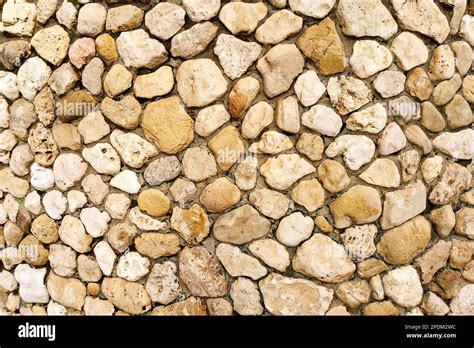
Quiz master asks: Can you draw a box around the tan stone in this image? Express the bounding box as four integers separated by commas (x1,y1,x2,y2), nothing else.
208,126,245,171
363,301,399,316
95,33,118,65
152,297,207,316
102,277,151,314
141,96,194,155
259,273,334,315
170,205,210,245
429,205,455,237
329,185,382,229
137,189,170,217
376,216,431,265
200,178,241,213
415,240,451,284
292,234,356,283
135,233,181,260
227,77,260,119
296,17,345,75
405,67,433,101
291,179,325,212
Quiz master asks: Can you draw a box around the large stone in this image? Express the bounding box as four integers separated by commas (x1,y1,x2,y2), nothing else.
257,44,305,98
176,58,228,107
376,216,432,265
429,163,472,205
380,181,427,229
141,96,194,155
30,25,69,66
296,18,345,75
101,95,141,130
47,272,86,310
219,2,267,35
382,266,423,307
256,10,302,44
145,2,185,40
134,66,174,99
171,22,218,59
208,126,245,171
391,0,450,43
337,0,397,40
260,154,315,190
293,234,356,283
329,185,382,229
213,205,271,245
216,243,267,280
260,273,334,315
359,158,400,188
110,130,157,169
350,40,393,78
102,277,151,314
415,240,452,284
433,129,474,160
214,34,262,80
178,246,227,297
14,264,49,304
302,105,342,137
116,29,168,69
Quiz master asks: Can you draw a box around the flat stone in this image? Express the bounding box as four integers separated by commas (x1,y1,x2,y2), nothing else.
176,58,228,107
296,18,345,75
257,44,304,98
178,246,227,297
213,205,271,245
329,185,382,229
47,271,85,310
377,216,431,265
141,96,194,154
325,135,375,170
219,2,267,35
291,179,325,212
77,110,110,144
171,204,210,244
296,133,324,161
260,154,315,190
293,234,356,283
103,64,132,98
216,243,267,280
17,57,51,101
53,153,88,191
214,34,262,81
346,104,387,134
77,3,106,37
337,0,397,40
135,233,180,260
378,122,407,156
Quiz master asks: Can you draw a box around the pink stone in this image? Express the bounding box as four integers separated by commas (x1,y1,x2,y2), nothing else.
68,38,96,69
378,122,407,155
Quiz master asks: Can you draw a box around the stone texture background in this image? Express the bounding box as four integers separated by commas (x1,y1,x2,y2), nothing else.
0,0,473,316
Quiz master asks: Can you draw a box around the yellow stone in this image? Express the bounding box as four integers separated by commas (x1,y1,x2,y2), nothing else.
137,189,170,217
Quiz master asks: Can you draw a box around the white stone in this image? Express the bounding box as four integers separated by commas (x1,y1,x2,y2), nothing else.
350,40,393,78
58,215,92,253
17,57,51,101
110,170,141,194
14,264,49,304
195,104,230,137
24,191,41,215
104,193,131,220
341,224,377,262
145,2,185,40
260,154,315,190
42,190,67,220
82,143,121,175
218,2,267,35
0,71,19,100
301,105,342,137
359,158,400,188
294,70,325,107
383,265,423,307
257,131,293,155
128,207,167,231
53,153,88,191
289,0,335,18
110,130,158,169
145,261,180,305
433,129,474,160
77,3,106,37
325,135,376,170
216,243,267,280
182,0,220,22
67,190,87,214
249,239,290,272
255,10,303,44
214,34,262,80
337,0,398,40
30,162,54,191
117,252,150,282
93,241,116,276
373,71,406,98
421,156,444,183
390,32,429,71
460,15,474,46
391,0,450,44
48,244,76,277
276,212,314,247
56,0,77,30
176,58,228,107
242,101,274,139
80,207,111,238
77,111,110,144
346,104,387,134
116,29,168,69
